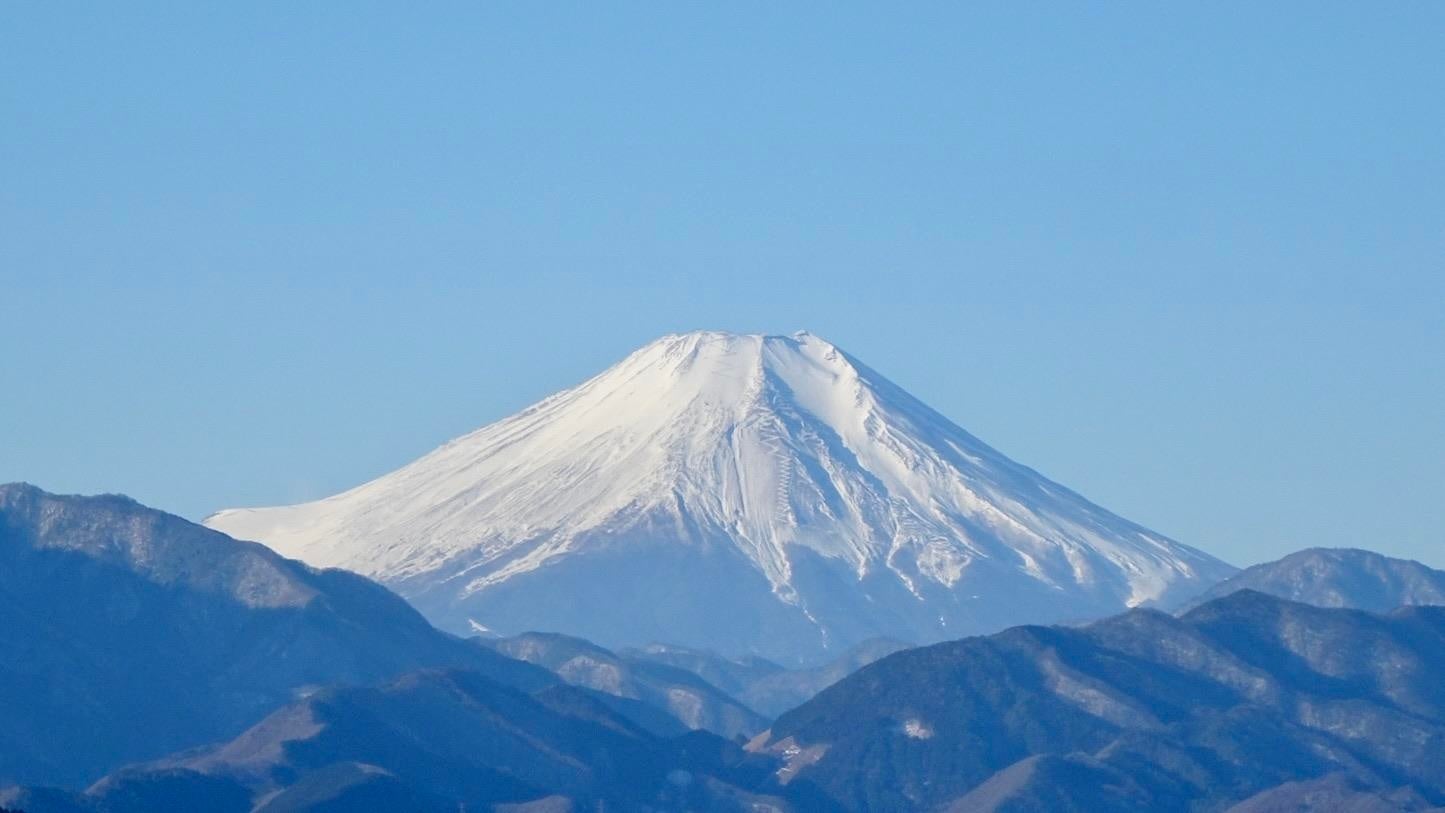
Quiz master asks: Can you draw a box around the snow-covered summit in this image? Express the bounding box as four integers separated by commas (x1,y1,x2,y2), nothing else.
207,330,1234,663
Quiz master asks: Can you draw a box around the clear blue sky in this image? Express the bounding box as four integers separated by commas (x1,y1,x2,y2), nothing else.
3,3,1442,568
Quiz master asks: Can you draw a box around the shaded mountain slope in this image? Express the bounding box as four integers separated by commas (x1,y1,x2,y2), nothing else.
1179,547,1445,613
481,632,768,739
4,669,793,813
0,483,551,788
625,637,913,718
755,590,1445,811
1224,773,1445,813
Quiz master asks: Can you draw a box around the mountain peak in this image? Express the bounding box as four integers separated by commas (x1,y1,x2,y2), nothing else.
1178,547,1445,614
208,333,1233,663
631,329,848,369
614,330,851,389
592,330,866,423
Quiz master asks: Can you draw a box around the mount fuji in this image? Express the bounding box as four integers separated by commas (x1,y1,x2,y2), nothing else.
207,331,1233,663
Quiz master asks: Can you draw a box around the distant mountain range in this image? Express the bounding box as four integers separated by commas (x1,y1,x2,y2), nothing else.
480,632,769,739
626,637,912,719
11,573,1444,811
0,483,550,789
206,330,1234,663
4,670,789,813
481,632,912,731
5,481,1444,810
1178,547,1445,613
753,589,1445,811
7,325,1444,813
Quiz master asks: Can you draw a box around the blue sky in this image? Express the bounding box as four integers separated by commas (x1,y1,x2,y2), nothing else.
3,3,1442,567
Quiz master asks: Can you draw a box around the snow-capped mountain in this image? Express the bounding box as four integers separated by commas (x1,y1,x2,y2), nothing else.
207,331,1234,663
